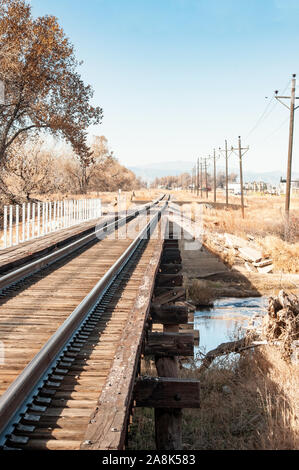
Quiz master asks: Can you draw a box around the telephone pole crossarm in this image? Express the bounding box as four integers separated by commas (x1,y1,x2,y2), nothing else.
275,74,299,220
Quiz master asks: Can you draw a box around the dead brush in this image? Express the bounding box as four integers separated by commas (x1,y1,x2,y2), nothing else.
128,346,299,450
259,235,299,273
187,279,214,307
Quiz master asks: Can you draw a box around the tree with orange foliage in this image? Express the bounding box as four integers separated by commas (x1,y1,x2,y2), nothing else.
0,0,102,171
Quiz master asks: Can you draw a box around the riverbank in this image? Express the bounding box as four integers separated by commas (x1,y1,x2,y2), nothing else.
127,220,299,450
179,236,299,303
128,344,298,450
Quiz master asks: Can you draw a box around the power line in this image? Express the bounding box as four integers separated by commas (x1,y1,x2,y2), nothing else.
262,116,289,142
245,95,275,139
245,79,292,140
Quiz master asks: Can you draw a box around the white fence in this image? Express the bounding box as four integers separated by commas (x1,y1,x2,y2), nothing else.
1,198,102,250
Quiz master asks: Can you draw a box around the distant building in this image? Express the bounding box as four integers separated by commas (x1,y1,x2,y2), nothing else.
279,179,299,195
227,183,241,194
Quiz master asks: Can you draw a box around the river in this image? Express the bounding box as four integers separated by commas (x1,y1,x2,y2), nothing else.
193,297,268,361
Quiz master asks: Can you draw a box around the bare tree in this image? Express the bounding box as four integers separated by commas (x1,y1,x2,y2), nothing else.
0,0,102,169
2,138,60,201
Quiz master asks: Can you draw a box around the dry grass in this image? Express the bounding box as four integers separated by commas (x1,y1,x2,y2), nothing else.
188,279,215,306
174,190,299,274
173,190,299,240
258,236,299,273
200,194,299,242
127,347,299,450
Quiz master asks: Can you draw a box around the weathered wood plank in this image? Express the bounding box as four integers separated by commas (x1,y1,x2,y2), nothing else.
154,312,182,449
150,305,188,325
134,377,200,408
0,215,113,275
238,246,263,263
158,264,182,274
156,274,183,287
153,288,186,305
145,332,194,356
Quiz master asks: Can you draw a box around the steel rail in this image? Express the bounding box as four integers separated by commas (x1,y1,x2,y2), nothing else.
0,201,168,445
0,195,165,292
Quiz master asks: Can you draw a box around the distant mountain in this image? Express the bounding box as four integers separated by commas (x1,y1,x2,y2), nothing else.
129,161,298,184
243,170,299,185
129,161,195,182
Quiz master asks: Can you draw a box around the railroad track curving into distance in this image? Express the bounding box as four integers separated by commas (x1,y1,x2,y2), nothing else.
0,196,169,450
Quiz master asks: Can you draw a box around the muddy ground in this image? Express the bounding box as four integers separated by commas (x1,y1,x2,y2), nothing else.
179,237,299,301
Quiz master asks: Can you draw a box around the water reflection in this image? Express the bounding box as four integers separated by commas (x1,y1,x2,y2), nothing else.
194,297,268,358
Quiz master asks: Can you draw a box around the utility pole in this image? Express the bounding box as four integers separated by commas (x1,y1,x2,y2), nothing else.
196,158,199,197
231,137,249,218
275,74,299,221
192,167,195,193
213,149,217,203
200,158,203,198
203,158,209,199
219,140,230,207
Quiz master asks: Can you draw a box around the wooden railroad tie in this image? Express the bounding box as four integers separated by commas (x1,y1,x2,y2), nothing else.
150,304,189,324
155,273,183,287
161,254,182,264
158,263,182,274
153,287,186,305
133,377,200,408
145,332,194,357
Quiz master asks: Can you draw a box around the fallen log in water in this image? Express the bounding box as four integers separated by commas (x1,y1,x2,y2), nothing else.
198,336,261,373
198,290,299,372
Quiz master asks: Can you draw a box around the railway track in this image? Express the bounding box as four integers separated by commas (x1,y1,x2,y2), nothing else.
0,197,168,450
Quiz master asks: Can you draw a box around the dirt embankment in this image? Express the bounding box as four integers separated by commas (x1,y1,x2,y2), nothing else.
179,233,299,305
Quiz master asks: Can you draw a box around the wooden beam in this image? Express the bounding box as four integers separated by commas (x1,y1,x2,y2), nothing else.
154,286,183,296
153,288,186,305
145,332,194,356
154,324,182,450
134,377,200,408
179,328,199,347
156,274,183,287
161,255,182,263
150,305,188,325
158,264,182,274
188,312,194,322
162,249,181,256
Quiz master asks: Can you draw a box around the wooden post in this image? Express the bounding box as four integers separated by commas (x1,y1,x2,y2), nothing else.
205,158,208,199
200,158,203,198
231,138,248,219
285,75,296,225
238,136,245,219
154,322,182,450
225,140,229,207
213,149,216,203
196,158,199,197
154,238,183,450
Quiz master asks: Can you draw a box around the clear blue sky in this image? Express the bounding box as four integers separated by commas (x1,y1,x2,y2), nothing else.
30,0,299,174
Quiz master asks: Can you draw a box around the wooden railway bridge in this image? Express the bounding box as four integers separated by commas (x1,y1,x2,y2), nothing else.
0,196,200,451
